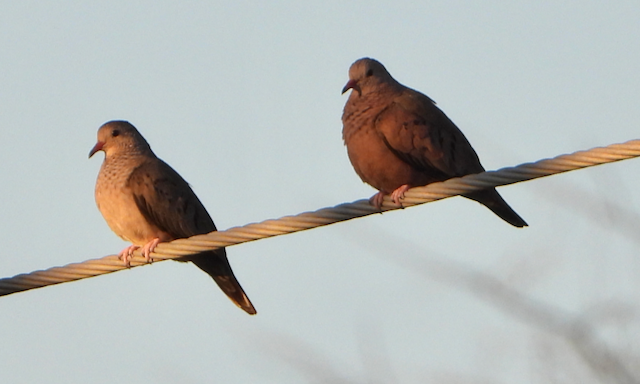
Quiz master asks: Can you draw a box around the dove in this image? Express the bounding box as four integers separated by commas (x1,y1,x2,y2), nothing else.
341,58,527,227
89,120,256,314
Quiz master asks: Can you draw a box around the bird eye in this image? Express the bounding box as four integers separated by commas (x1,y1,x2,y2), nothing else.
112,130,120,137
366,69,373,77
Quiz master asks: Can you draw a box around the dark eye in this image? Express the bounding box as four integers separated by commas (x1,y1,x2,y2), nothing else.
366,69,373,77
112,130,120,137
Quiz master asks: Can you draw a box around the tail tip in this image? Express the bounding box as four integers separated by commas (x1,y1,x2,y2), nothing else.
242,305,257,315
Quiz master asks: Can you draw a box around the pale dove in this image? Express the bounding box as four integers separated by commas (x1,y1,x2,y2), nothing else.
90,121,256,314
341,58,527,227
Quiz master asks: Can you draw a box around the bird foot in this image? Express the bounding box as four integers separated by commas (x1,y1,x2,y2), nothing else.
390,185,410,206
141,238,160,263
369,191,386,209
118,245,140,267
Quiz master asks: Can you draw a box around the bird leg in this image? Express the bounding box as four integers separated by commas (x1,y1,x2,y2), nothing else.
140,238,160,263
118,245,139,267
369,191,386,209
390,184,410,206
116,238,159,267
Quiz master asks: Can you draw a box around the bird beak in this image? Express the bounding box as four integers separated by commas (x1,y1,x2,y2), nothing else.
89,141,104,158
342,79,360,95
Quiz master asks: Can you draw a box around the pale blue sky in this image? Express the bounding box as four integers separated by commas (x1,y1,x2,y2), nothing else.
1,2,639,383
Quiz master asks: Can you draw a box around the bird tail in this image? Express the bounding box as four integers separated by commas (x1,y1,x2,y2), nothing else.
188,250,257,315
464,188,528,228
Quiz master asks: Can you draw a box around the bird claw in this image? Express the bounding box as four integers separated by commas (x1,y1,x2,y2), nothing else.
118,245,139,267
141,238,160,263
369,185,411,209
116,238,159,266
390,185,410,206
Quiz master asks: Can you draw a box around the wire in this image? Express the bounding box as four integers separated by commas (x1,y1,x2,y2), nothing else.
1,139,639,297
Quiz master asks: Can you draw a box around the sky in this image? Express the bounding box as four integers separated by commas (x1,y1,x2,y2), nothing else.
1,1,640,383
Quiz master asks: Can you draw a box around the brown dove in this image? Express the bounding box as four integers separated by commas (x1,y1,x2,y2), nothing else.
89,120,256,314
341,58,527,227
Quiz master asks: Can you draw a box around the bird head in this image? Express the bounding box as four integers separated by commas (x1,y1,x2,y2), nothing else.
341,57,396,96
89,120,151,159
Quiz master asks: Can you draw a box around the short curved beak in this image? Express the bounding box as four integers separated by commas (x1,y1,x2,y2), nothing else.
341,79,358,94
89,142,104,158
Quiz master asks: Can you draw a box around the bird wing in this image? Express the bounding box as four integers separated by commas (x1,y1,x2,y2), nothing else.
374,89,485,178
126,159,217,239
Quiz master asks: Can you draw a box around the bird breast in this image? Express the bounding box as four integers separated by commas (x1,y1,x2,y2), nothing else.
95,157,164,245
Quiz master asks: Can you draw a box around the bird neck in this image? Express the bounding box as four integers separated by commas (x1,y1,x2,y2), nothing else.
105,146,155,164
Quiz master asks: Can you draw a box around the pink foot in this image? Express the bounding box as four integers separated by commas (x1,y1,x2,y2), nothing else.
390,184,410,206
141,238,160,263
118,245,139,267
369,191,386,209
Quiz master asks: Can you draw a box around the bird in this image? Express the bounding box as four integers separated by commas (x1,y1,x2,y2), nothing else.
89,120,257,314
341,57,527,227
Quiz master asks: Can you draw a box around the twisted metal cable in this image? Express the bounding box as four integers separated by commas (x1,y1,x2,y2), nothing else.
2,139,639,296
